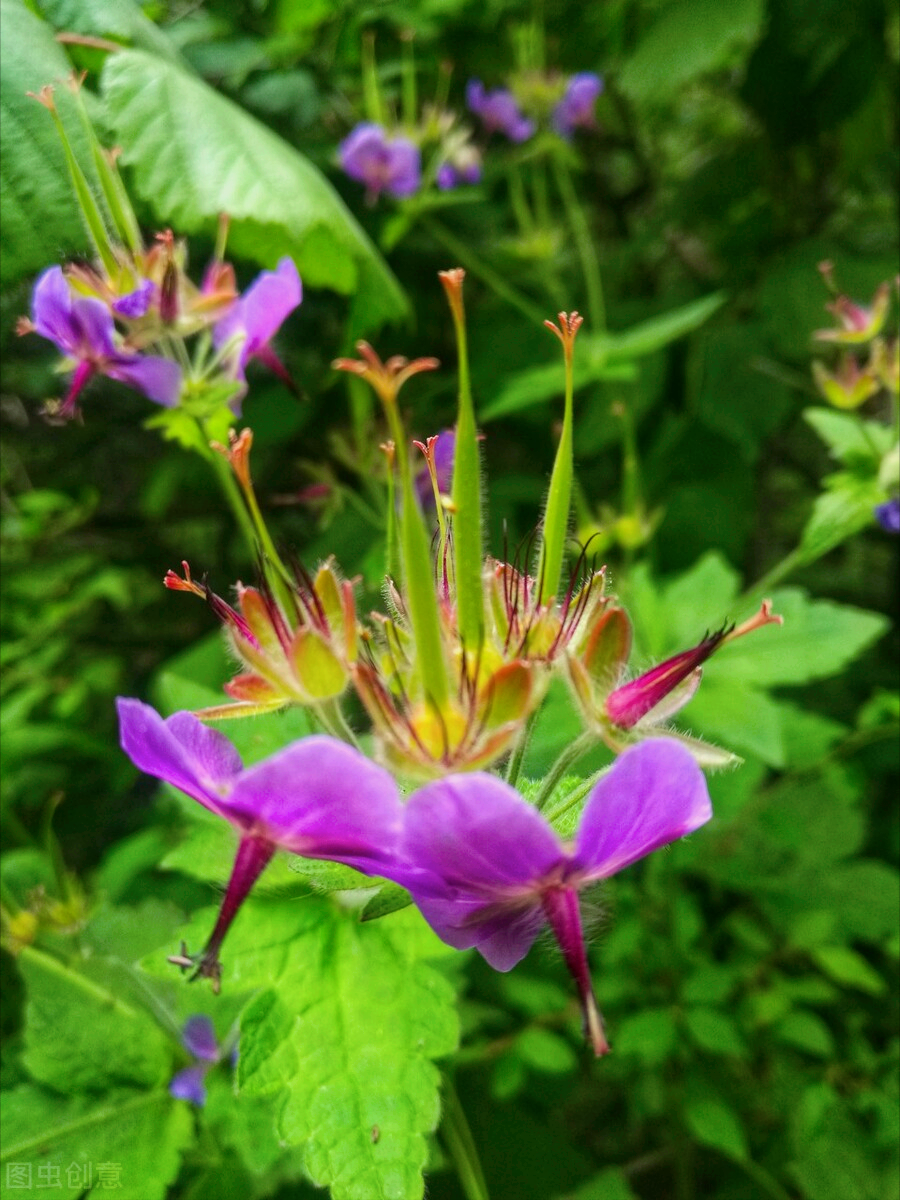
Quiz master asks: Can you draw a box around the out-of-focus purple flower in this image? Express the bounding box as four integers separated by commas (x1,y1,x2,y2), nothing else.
28,266,182,418
436,158,482,191
466,81,535,143
414,429,455,509
875,497,900,533
117,698,402,988
339,123,421,201
112,279,156,319
552,72,603,137
169,1015,221,1106
386,738,711,1054
213,258,302,404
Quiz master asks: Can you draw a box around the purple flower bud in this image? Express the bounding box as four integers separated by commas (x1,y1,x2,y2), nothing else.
384,739,711,1054
29,267,181,418
466,81,535,143
552,72,603,138
339,123,421,201
875,497,900,533
112,279,155,319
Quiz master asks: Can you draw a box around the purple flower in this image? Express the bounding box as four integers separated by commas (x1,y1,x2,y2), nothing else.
466,81,535,143
552,72,603,137
436,157,482,191
169,1015,221,1106
339,123,422,201
875,497,900,533
29,267,182,418
112,279,156,319
116,698,402,987
213,258,302,405
414,429,455,510
388,739,711,1054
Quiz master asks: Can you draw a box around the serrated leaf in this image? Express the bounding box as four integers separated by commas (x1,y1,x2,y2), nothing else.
704,588,889,687
803,408,895,465
185,897,457,1200
685,1097,748,1160
19,946,172,1092
480,294,724,421
798,473,887,562
34,0,183,60
0,1085,193,1200
0,0,96,286
101,50,407,336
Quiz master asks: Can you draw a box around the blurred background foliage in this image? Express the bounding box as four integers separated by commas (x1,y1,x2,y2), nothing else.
1,0,898,1198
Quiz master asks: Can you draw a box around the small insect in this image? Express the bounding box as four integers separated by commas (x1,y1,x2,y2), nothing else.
371,1125,380,1144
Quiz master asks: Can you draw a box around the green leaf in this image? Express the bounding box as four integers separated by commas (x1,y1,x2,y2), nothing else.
360,881,414,921
705,587,889,687
678,678,786,766
18,946,172,1092
198,897,457,1200
556,1167,639,1200
480,294,725,420
619,0,765,103
611,1008,678,1064
803,408,895,466
810,946,887,995
775,1010,836,1057
685,1097,749,1161
0,1085,193,1200
34,0,183,59
684,1006,747,1056
101,50,407,336
798,472,888,562
0,0,95,286
515,1027,578,1074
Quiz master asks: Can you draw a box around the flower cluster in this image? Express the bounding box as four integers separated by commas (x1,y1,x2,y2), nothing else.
467,71,603,142
810,263,900,533
119,698,710,1054
130,268,788,1055
17,83,301,421
338,111,482,202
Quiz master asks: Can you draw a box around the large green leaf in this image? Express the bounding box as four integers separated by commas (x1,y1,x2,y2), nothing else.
479,293,725,420
0,1085,193,1200
18,946,172,1092
164,897,458,1200
0,0,95,287
32,0,183,61
618,0,765,104
100,50,408,336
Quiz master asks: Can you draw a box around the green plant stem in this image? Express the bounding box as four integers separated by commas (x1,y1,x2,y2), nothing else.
420,216,546,325
316,698,360,750
735,546,807,610
206,449,259,559
441,1077,490,1200
534,731,595,811
543,765,604,827
504,710,540,787
551,155,606,331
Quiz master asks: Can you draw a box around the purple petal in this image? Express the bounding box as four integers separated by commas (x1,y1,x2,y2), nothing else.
113,280,155,319
228,736,402,871
181,1015,219,1061
402,774,564,897
875,497,900,534
572,738,712,881
213,259,301,375
32,266,116,360
116,698,243,820
467,906,546,970
169,1065,208,1105
106,353,183,407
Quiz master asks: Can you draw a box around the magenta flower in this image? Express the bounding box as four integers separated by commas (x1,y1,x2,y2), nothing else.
28,266,182,418
169,1015,221,1106
389,738,711,1054
116,698,402,988
213,258,302,404
339,123,421,202
552,72,603,137
465,81,535,142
